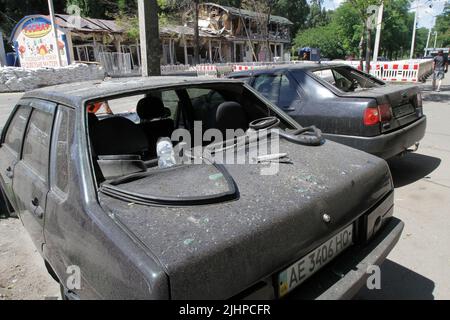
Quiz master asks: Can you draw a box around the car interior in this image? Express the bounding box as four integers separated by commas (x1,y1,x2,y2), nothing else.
86,83,282,184
314,67,383,92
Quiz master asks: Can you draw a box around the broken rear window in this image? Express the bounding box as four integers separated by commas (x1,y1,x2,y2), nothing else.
86,82,299,205
312,67,383,92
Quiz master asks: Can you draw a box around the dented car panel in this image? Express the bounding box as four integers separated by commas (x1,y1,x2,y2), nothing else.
0,77,403,299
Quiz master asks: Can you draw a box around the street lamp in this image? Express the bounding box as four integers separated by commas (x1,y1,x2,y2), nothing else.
372,2,384,62
425,28,431,56
410,0,433,59
48,0,62,67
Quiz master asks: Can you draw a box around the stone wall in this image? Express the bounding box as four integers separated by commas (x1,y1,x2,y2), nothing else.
0,63,105,93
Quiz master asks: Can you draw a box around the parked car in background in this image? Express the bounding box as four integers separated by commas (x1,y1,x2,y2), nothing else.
0,77,403,300
229,64,427,159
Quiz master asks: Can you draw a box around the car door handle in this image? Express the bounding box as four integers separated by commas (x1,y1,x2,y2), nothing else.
5,166,13,179
30,198,44,219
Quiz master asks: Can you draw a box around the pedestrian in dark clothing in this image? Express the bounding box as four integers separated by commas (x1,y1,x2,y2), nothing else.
433,50,448,92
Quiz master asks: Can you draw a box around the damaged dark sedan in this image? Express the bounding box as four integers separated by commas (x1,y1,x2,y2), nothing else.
229,64,427,159
0,77,403,300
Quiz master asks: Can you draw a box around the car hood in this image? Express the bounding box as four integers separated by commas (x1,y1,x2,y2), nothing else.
98,139,392,299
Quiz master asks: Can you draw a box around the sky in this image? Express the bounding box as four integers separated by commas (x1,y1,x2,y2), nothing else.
321,0,447,29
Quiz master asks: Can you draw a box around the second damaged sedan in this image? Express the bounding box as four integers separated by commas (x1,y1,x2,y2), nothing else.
229,64,427,159
0,77,403,299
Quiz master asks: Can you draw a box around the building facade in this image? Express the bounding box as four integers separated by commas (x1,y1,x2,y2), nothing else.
10,3,292,70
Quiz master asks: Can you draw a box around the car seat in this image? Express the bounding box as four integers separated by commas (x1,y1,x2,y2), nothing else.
216,101,248,135
136,96,174,156
90,116,149,181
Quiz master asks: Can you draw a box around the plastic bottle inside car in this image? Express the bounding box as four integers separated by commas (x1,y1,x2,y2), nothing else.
156,137,176,168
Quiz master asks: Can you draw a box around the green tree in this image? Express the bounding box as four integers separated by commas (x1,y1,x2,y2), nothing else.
272,0,309,37
294,22,345,59
294,0,417,62
376,0,411,59
332,1,361,56
414,27,429,57
66,0,110,18
434,2,450,47
0,0,66,35
306,0,330,28
347,0,383,71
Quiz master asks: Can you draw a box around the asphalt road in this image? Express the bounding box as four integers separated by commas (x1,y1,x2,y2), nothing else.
0,77,449,299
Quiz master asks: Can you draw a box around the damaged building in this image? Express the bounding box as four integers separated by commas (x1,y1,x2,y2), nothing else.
182,3,293,63
9,2,292,70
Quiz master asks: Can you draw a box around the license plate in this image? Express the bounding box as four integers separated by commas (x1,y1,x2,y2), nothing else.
278,224,353,297
393,103,414,117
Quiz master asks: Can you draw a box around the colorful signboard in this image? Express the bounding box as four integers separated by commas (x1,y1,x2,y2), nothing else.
13,16,69,68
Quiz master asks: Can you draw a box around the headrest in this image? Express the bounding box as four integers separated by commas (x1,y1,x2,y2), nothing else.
216,101,248,133
91,117,148,156
87,112,99,127
136,96,170,120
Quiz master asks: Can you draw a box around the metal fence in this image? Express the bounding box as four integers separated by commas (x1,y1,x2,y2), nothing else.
98,52,140,77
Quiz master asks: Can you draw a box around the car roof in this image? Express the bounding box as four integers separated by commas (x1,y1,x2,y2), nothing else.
229,62,352,77
21,76,244,107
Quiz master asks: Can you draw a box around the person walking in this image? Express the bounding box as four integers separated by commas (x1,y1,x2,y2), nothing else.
433,50,448,92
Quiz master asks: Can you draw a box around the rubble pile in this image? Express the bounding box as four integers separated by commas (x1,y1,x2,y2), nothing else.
0,63,105,92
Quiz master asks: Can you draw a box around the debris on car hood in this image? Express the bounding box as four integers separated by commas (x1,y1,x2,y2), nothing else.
99,139,393,299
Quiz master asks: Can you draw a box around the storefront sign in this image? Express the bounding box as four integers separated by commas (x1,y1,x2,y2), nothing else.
14,16,69,68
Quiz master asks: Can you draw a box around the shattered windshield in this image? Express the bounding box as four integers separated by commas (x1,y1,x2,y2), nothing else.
88,82,297,206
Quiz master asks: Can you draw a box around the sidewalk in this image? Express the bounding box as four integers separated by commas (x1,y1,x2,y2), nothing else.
419,72,450,102
356,74,450,300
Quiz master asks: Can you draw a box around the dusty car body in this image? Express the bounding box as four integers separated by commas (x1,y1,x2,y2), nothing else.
229,64,427,159
0,77,403,299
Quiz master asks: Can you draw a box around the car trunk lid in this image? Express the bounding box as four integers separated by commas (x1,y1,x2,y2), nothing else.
338,84,423,134
98,139,392,299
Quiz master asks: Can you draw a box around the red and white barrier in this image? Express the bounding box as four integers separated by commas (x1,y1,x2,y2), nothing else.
369,61,432,82
195,59,433,83
325,59,433,83
161,64,192,74
195,64,219,77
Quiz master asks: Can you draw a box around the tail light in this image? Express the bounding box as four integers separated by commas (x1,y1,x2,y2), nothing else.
363,107,380,126
378,104,392,122
363,104,392,126
416,93,423,108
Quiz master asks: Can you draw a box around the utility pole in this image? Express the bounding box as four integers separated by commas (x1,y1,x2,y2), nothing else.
0,32,6,67
410,0,419,59
48,0,62,67
138,0,161,76
433,31,438,48
372,2,384,62
365,18,371,73
193,0,200,65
